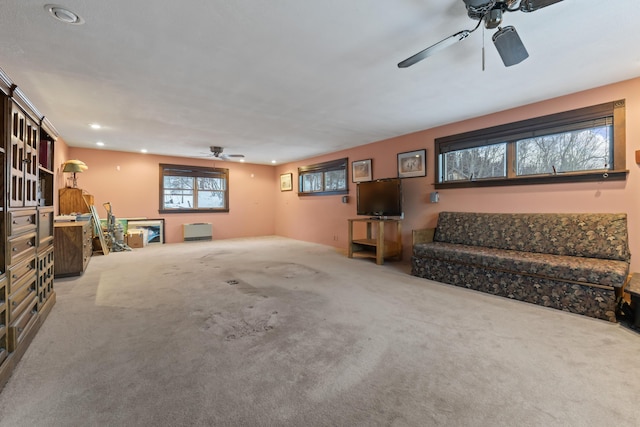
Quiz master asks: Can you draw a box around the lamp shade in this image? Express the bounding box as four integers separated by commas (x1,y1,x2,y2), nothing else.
62,159,87,188
63,162,84,173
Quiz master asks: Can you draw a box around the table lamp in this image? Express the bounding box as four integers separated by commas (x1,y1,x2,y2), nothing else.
62,160,88,188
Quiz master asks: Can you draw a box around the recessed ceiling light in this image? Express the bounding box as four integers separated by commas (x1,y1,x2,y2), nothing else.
271,160,277,164
90,123,101,129
96,141,105,146
45,4,85,25
140,149,148,153
240,159,245,163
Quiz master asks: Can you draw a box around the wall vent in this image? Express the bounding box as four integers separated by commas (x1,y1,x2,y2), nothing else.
183,223,212,242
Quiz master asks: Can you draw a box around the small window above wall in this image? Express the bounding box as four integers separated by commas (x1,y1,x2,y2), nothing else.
435,100,627,189
298,157,348,196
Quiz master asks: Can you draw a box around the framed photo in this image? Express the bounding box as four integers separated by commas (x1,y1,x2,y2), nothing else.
352,159,372,183
280,173,293,191
397,149,426,178
127,219,165,244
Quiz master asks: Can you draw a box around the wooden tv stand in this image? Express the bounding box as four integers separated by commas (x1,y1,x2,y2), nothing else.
347,218,402,265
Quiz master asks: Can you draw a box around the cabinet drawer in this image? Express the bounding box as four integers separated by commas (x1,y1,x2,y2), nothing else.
8,297,37,352
8,209,37,236
7,232,37,266
38,207,55,248
8,278,37,322
8,257,36,294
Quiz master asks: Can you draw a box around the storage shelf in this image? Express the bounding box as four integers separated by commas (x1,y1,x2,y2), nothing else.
348,218,402,265
0,77,57,395
38,166,54,175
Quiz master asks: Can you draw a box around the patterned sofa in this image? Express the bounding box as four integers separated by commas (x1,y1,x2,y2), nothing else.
411,212,631,322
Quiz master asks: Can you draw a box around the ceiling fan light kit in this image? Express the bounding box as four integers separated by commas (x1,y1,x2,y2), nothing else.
398,0,563,69
492,26,529,66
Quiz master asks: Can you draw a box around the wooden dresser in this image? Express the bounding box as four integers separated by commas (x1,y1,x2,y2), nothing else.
54,221,92,277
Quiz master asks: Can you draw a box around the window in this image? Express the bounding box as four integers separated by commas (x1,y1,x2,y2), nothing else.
159,164,229,213
298,158,348,196
515,123,612,175
435,100,626,188
443,143,507,181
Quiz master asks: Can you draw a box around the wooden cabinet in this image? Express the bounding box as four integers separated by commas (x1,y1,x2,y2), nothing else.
58,188,94,215
54,221,92,277
347,218,403,265
0,84,56,391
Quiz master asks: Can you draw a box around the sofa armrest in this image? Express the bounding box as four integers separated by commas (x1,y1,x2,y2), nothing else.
412,228,436,245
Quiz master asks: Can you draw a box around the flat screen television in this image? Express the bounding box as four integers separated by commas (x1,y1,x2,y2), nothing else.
356,178,403,218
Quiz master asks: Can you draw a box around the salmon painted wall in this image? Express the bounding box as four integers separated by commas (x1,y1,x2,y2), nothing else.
52,137,71,216
62,148,277,243
274,77,640,271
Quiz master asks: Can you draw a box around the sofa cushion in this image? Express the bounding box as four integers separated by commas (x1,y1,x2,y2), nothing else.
432,212,630,262
414,242,629,288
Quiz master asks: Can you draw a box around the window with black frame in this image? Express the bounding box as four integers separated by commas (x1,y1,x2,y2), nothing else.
159,163,229,213
298,157,348,196
435,100,626,188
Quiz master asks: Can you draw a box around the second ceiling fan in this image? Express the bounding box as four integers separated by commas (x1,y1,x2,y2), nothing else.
203,146,245,161
397,0,565,68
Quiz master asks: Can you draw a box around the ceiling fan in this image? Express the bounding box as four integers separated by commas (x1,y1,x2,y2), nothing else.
202,146,245,161
397,0,564,68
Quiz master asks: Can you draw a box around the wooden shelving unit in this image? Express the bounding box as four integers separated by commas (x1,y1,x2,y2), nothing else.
347,218,402,265
0,80,57,392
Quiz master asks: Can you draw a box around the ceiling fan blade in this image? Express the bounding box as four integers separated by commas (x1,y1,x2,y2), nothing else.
225,154,245,158
397,30,471,68
519,0,564,12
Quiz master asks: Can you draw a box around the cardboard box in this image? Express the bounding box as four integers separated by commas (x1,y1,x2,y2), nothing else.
126,229,148,248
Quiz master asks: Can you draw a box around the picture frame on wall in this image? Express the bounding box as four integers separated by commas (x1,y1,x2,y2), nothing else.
397,149,426,178
280,173,293,191
352,159,372,183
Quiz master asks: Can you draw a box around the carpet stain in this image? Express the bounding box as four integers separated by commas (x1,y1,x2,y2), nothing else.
198,310,278,341
199,250,235,260
263,262,321,279
223,279,262,296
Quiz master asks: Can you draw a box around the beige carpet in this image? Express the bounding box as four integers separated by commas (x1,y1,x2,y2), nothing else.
0,236,639,426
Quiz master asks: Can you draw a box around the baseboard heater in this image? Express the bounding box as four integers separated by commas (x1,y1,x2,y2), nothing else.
183,223,212,242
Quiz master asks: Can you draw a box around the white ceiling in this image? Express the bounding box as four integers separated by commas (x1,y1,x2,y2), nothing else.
1,1,639,165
